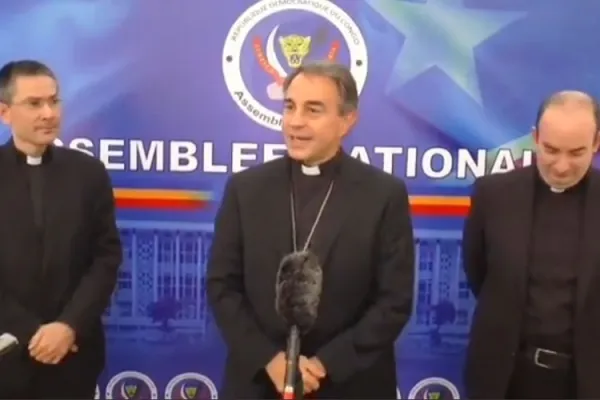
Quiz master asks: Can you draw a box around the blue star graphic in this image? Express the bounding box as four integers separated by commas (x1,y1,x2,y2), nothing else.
366,0,526,103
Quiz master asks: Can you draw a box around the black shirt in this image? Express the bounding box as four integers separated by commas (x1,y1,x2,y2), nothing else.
523,171,587,352
290,151,342,250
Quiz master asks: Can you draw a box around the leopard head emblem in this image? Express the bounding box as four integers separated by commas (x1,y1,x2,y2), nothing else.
278,35,312,68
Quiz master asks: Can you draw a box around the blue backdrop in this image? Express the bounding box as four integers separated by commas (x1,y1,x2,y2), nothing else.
2,0,600,398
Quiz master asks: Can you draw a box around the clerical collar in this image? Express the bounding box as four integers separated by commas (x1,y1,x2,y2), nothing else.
7,139,53,165
535,165,588,194
293,150,343,178
301,164,321,176
27,155,43,166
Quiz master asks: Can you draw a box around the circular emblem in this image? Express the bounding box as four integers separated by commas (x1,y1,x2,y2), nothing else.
165,372,218,399
105,371,158,399
222,0,369,131
408,377,460,399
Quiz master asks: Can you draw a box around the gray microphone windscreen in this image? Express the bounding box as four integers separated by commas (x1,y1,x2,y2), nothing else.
275,250,323,334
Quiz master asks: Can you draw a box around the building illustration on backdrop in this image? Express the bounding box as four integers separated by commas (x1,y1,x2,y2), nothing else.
103,222,475,343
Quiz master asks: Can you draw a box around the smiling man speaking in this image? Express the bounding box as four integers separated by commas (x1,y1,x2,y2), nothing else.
207,61,415,399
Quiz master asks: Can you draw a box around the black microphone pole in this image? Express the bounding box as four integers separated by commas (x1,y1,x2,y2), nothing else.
282,325,302,400
275,249,323,400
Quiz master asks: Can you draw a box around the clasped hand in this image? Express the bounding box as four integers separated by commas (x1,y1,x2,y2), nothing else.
28,322,78,364
266,352,326,394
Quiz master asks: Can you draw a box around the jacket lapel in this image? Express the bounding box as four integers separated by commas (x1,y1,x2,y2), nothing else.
262,154,363,269
308,153,362,269
506,167,536,296
0,147,39,243
576,170,600,311
261,159,294,262
41,150,68,273
508,166,600,310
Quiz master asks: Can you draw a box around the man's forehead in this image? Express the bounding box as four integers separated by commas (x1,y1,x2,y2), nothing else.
539,129,594,151
541,138,589,151
540,105,595,125
286,74,337,102
13,75,58,98
284,96,326,106
539,107,595,131
285,91,335,107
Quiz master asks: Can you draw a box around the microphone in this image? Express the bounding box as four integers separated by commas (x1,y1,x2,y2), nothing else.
0,333,19,357
275,250,323,400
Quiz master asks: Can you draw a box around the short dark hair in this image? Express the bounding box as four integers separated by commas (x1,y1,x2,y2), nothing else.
283,60,358,115
534,90,600,132
0,60,57,104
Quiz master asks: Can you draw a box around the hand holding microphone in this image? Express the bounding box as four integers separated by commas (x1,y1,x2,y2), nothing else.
274,250,324,399
266,354,325,395
299,355,325,393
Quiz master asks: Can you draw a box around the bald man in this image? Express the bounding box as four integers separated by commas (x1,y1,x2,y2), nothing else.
462,91,600,399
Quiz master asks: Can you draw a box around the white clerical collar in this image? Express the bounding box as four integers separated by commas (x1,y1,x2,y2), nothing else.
26,155,42,166
301,164,320,176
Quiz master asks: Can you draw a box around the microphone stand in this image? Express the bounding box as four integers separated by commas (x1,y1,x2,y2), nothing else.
282,325,302,400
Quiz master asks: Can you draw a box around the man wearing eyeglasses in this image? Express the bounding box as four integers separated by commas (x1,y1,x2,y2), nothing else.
0,60,122,399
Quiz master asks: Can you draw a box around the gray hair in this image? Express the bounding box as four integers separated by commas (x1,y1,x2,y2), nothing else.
0,60,57,104
283,61,358,115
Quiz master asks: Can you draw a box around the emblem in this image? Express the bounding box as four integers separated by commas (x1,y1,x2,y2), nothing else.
164,372,218,399
408,377,461,399
105,370,158,399
222,0,368,131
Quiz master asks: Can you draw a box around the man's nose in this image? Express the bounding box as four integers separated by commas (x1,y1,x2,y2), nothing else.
39,103,55,119
553,158,570,174
288,111,306,127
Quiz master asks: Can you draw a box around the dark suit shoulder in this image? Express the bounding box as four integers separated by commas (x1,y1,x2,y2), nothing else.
229,156,287,184
0,143,106,176
54,146,109,178
473,166,533,195
54,146,104,168
589,166,600,180
219,157,288,206
344,154,408,195
0,142,15,162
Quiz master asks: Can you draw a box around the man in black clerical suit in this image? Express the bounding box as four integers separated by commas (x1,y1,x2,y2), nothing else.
463,91,600,399
0,60,122,398
207,61,414,399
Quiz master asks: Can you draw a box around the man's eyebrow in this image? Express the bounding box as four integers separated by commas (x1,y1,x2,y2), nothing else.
304,100,325,108
20,94,58,101
283,99,325,108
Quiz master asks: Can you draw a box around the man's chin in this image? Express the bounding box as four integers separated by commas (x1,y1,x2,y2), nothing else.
547,179,576,190
36,135,59,146
287,149,311,163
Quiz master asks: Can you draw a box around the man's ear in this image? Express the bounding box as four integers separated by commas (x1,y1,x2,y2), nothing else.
0,103,11,125
340,110,358,138
531,126,539,144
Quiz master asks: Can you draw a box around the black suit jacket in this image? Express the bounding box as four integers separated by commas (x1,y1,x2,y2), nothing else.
207,153,415,399
462,166,600,399
0,142,122,393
